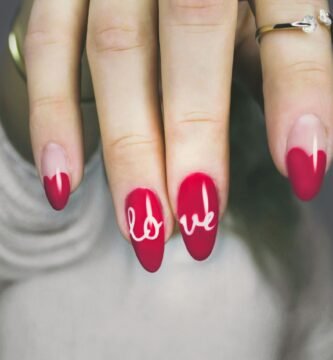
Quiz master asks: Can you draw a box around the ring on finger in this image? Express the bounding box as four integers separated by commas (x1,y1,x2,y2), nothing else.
255,9,333,44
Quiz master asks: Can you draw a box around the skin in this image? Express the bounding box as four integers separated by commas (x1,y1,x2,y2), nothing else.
0,0,332,248
0,0,100,164
0,0,256,233
0,0,254,162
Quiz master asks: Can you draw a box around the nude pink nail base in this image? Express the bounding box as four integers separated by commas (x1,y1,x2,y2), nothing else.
177,172,219,261
125,188,165,273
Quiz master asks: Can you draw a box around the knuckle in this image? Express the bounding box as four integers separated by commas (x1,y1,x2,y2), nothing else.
107,133,159,161
30,95,72,120
87,18,147,55
285,60,327,77
24,30,66,57
170,112,223,140
267,60,329,88
169,0,233,27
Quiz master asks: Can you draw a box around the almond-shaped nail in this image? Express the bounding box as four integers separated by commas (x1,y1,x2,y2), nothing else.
177,172,219,261
286,114,327,201
41,143,71,211
125,188,165,273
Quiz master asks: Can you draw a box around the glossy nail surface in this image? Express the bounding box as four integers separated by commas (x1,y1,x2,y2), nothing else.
125,188,164,272
177,172,219,261
41,143,71,210
286,114,327,201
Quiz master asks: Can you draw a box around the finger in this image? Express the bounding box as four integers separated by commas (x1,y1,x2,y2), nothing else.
255,0,333,201
159,0,238,260
87,0,173,272
24,0,89,210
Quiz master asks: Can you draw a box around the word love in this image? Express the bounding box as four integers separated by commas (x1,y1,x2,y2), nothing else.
127,194,163,242
179,182,216,236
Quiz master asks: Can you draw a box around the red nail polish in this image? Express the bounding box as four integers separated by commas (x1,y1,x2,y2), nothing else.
41,143,71,210
287,147,326,201
43,173,70,210
177,172,219,261
286,115,327,201
125,188,164,272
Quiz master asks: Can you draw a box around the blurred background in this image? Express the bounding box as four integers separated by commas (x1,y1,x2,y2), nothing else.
1,0,332,236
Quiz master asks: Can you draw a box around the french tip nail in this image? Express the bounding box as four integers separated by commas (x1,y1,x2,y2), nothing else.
286,115,327,201
43,172,71,210
125,188,165,272
41,143,71,210
287,148,326,201
177,172,219,261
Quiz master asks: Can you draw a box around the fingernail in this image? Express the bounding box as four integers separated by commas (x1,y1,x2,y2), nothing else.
286,114,327,201
41,143,71,211
125,188,165,273
177,172,219,261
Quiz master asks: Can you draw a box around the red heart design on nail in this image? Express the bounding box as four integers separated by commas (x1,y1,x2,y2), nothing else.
43,172,70,210
287,147,326,201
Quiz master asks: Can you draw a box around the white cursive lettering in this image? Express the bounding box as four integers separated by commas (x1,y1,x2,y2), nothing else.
179,183,216,236
128,194,163,242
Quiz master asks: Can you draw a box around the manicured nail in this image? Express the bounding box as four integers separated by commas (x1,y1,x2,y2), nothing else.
286,114,327,201
41,143,71,211
125,188,165,272
177,172,219,261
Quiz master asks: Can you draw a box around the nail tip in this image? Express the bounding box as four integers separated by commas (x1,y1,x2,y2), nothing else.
130,237,164,273
49,203,66,211
49,197,70,211
189,250,213,262
46,195,70,211
182,233,217,261
43,173,71,211
293,189,320,202
142,263,162,273
136,259,160,272
287,148,326,203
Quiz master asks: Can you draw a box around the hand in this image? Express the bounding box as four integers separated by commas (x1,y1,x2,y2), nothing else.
23,0,333,272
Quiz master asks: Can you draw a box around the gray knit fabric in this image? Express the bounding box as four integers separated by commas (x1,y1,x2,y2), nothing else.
0,120,109,280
